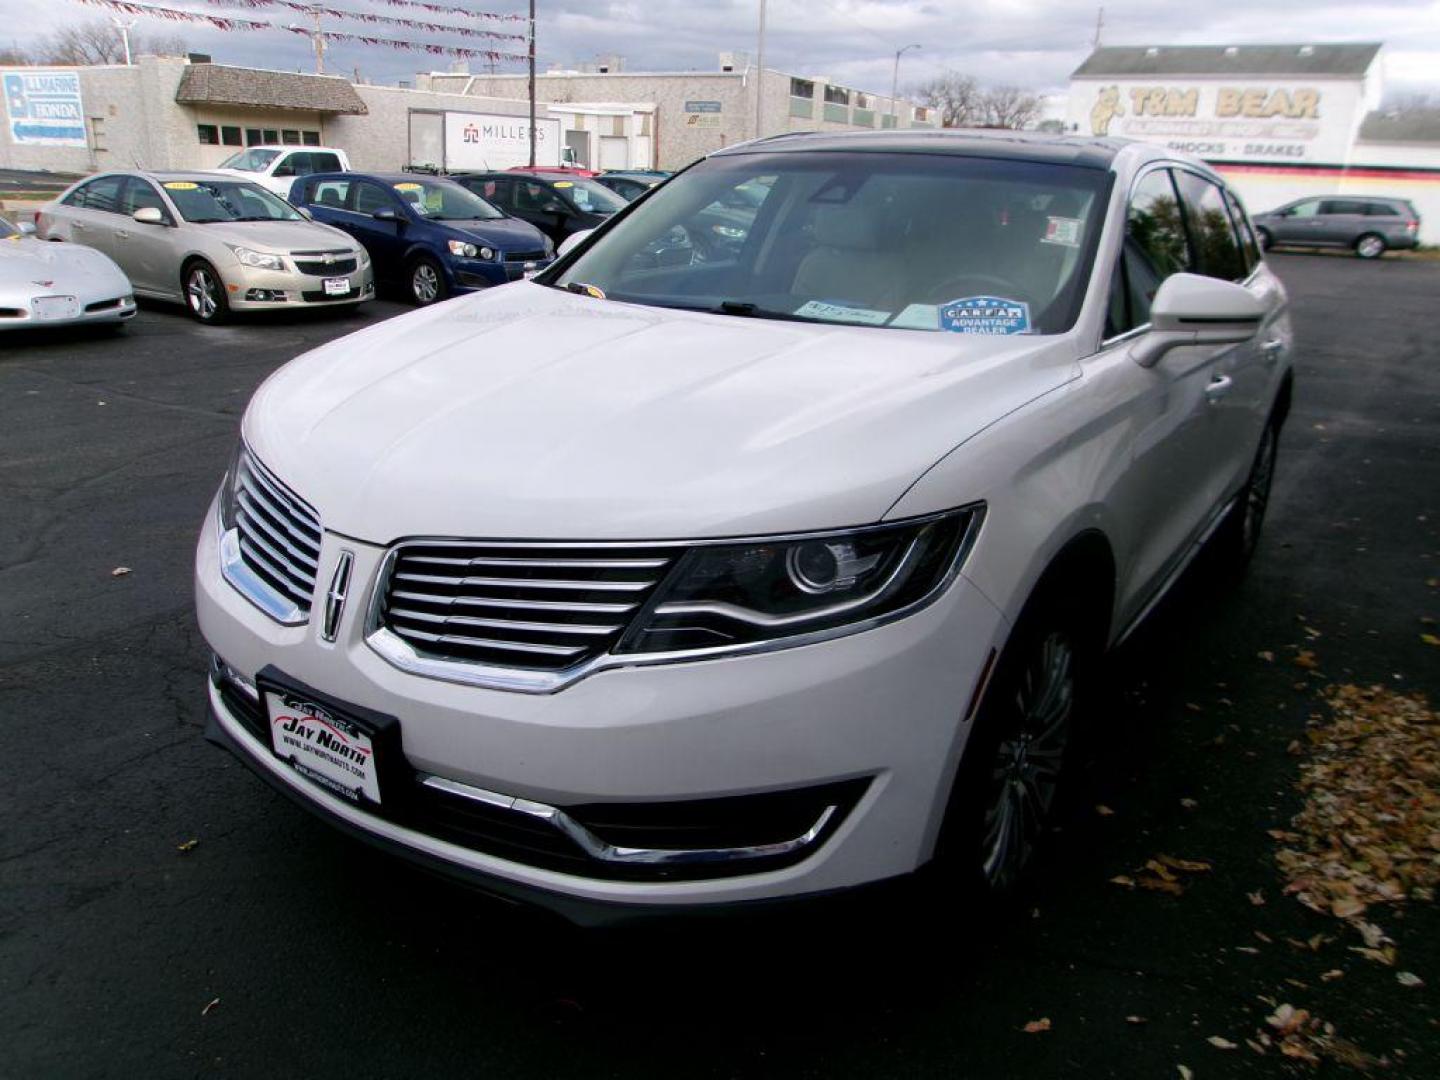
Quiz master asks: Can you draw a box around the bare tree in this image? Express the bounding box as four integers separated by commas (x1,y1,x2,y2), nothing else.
913,71,984,128
981,85,1042,130
0,45,30,65
36,19,186,65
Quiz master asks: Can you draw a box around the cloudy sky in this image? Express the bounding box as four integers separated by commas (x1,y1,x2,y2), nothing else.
3,0,1439,99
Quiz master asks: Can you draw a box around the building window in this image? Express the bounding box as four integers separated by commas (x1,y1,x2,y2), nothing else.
221,126,243,146
245,128,263,145
196,124,218,145
263,129,279,143
790,77,814,99
823,84,850,106
302,130,320,146
281,129,302,145
914,106,929,122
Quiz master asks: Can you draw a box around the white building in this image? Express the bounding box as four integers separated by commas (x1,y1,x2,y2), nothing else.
1068,43,1440,243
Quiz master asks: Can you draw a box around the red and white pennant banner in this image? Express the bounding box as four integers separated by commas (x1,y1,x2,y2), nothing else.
194,0,524,41
73,0,270,30
281,24,522,60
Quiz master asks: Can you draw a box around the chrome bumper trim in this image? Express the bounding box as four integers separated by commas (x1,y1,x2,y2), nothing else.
420,774,838,866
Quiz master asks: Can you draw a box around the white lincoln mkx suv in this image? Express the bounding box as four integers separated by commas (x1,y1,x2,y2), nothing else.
196,131,1293,923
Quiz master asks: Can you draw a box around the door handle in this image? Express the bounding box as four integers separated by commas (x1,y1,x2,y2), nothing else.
1261,339,1283,364
1205,374,1234,402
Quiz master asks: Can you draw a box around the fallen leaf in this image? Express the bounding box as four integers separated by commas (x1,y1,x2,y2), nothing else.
1125,1015,1148,1025
1247,890,1266,906
1208,1035,1238,1050
1138,875,1186,897
1331,896,1366,919
1421,633,1440,647
1109,874,1136,888
176,839,199,853
1180,797,1198,809
1095,804,1115,816
1234,945,1260,954
1177,1067,1194,1080
1185,702,1204,713
1157,854,1212,873
111,566,132,577
1397,971,1424,988
1257,650,1275,662
1320,969,1344,982
1022,1017,1051,1034
201,997,220,1017
1293,650,1319,669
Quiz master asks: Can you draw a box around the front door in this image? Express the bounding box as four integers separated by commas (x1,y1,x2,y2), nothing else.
111,177,175,296
347,180,409,283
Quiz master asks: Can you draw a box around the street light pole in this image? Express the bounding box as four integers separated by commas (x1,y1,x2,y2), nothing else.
112,17,136,66
528,0,536,167
890,43,920,126
753,0,766,140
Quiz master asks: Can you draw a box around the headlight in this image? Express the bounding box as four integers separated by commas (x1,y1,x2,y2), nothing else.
479,246,496,261
355,247,370,265
229,245,286,271
614,507,983,656
447,240,479,258
217,441,244,531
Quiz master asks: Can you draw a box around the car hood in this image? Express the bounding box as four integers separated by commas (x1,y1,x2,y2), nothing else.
0,236,128,289
244,284,1078,542
441,217,547,250
192,218,355,252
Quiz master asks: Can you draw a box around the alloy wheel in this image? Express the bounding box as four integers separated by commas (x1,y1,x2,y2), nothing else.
412,262,440,303
980,631,1074,892
187,266,219,320
1356,235,1385,259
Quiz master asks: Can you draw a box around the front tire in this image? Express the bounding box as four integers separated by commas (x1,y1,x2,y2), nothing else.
1218,420,1279,568
1355,233,1386,259
937,593,1087,901
408,256,447,305
183,260,229,324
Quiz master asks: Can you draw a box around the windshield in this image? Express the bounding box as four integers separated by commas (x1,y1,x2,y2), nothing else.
217,149,281,172
555,178,627,215
162,179,305,223
393,179,504,221
553,151,1111,335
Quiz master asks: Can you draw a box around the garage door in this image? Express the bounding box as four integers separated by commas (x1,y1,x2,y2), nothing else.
599,135,628,171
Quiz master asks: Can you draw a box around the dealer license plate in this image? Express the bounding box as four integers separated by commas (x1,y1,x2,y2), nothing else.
33,295,80,321
267,690,381,804
322,276,351,297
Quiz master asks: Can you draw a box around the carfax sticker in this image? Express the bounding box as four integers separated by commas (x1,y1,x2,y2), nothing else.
793,299,890,325
1042,216,1083,247
939,296,1031,335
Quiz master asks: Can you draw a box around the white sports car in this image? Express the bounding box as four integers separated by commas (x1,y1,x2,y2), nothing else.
1,215,135,331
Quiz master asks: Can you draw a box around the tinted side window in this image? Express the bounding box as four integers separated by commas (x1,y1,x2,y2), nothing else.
1112,168,1190,333
77,175,126,214
1365,202,1400,217
120,178,166,216
1222,189,1260,273
311,152,342,173
352,182,394,215
1174,171,1247,283
514,181,555,212
1320,199,1368,216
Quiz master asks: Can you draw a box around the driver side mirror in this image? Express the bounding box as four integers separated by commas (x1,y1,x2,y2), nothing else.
372,208,400,222
132,207,166,225
556,229,594,258
1131,273,1265,368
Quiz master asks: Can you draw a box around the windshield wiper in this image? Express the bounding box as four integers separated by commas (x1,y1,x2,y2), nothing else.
713,300,825,324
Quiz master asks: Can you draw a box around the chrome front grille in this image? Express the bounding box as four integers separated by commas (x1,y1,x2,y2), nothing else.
234,451,322,615
377,542,678,671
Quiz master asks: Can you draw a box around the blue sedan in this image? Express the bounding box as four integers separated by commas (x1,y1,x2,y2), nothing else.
292,172,553,305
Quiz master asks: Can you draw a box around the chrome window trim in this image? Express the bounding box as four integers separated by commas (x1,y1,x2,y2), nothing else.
363,507,984,695
420,773,839,866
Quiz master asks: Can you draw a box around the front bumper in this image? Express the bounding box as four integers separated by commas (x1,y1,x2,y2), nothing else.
194,498,1008,917
224,262,374,310
449,256,552,292
0,293,136,329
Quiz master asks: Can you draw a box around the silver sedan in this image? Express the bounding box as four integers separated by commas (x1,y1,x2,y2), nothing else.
0,214,135,331
38,172,373,325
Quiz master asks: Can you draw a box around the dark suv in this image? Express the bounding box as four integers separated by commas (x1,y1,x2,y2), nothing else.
1252,196,1420,259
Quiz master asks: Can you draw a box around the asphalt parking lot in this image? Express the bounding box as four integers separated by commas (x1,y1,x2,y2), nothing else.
3,258,1438,1078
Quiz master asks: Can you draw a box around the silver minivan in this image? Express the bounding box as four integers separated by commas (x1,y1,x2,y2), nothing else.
38,171,373,324
1251,195,1421,259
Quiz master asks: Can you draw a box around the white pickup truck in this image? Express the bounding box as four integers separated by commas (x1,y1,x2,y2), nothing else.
212,146,351,201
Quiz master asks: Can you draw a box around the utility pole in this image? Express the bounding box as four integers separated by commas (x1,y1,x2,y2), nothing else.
311,4,326,74
111,17,136,65
890,43,920,125
528,0,536,167
1092,6,1105,49
753,0,766,139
